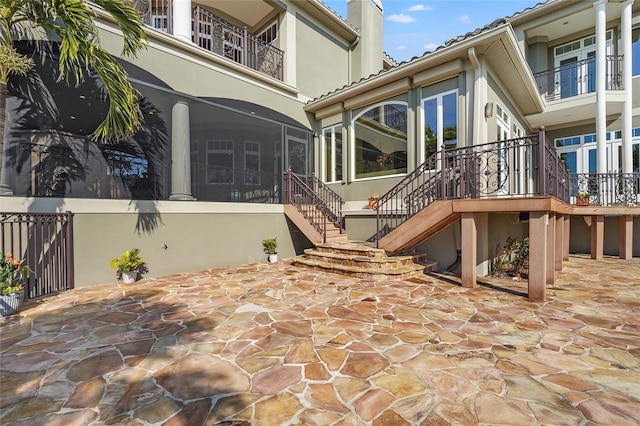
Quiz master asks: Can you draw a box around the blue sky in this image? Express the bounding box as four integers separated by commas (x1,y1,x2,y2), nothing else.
322,0,540,62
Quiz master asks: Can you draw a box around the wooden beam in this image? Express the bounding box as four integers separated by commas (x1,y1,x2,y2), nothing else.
529,211,548,302
619,215,633,260
590,215,604,260
461,213,477,288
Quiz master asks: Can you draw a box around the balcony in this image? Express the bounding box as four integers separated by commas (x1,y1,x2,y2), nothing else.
569,173,640,206
533,55,623,102
136,1,284,81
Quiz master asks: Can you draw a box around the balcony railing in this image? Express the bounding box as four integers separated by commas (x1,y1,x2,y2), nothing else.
569,173,640,206
375,128,570,241
191,164,282,203
533,55,623,102
137,1,284,81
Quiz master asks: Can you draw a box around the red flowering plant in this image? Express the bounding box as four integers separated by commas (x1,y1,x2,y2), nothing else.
1,253,31,295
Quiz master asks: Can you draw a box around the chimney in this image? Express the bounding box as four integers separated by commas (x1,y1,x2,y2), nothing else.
347,0,384,81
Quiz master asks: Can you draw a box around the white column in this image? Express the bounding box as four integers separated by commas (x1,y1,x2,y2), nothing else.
595,0,607,173
173,0,193,43
169,101,194,200
621,0,634,174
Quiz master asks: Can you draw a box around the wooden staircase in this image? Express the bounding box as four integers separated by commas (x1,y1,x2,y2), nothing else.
378,200,460,254
284,205,348,244
292,241,436,281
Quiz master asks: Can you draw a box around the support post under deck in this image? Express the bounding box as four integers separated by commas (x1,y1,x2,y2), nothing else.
529,211,548,302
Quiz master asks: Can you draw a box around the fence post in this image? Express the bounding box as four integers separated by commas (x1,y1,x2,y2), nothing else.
440,145,446,199
192,6,199,45
65,211,75,290
243,27,248,66
537,126,546,196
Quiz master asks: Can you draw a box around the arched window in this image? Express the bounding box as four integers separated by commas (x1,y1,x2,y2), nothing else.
353,102,407,180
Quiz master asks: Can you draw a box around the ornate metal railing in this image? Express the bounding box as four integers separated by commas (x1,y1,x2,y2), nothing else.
191,164,281,203
136,1,284,80
193,6,284,81
376,128,569,242
569,173,640,206
1,212,74,301
533,55,623,102
284,171,345,243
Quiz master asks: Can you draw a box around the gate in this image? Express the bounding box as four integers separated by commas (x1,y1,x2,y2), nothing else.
1,212,74,300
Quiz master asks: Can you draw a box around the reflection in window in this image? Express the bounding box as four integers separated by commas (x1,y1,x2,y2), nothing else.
245,141,260,185
207,139,234,184
423,90,457,162
323,125,342,182
354,103,407,180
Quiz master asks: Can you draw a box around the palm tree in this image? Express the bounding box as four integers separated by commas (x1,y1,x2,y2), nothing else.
0,0,147,195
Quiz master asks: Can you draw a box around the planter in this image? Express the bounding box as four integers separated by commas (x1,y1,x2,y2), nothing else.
0,291,25,317
576,198,589,206
368,200,379,209
121,271,138,284
267,253,278,263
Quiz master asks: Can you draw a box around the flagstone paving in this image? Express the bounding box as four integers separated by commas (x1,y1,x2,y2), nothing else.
1,255,639,425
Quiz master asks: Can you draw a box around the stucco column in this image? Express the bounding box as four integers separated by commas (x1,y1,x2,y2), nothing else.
621,0,634,174
461,213,477,288
546,212,555,284
563,214,570,261
528,211,548,302
590,215,604,259
619,215,633,259
595,0,607,174
173,0,192,43
555,214,563,271
468,47,487,146
169,101,194,201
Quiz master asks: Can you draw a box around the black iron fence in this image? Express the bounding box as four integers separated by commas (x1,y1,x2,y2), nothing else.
569,173,640,206
533,55,623,102
1,212,74,301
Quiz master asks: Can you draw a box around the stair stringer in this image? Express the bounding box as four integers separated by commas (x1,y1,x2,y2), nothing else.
378,200,460,254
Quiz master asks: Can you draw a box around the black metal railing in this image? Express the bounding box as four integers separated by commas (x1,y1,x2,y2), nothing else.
1,212,74,301
569,173,640,206
191,164,281,203
533,55,623,102
376,128,569,242
284,171,345,243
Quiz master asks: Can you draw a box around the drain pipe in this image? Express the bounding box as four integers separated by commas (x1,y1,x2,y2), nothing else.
347,36,361,85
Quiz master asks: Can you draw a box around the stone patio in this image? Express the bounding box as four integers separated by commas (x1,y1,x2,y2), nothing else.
1,255,639,425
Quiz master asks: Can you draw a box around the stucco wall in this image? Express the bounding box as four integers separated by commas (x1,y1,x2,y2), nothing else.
570,215,640,257
2,198,312,288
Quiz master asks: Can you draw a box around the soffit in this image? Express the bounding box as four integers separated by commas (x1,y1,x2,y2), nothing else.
198,0,277,28
306,25,543,116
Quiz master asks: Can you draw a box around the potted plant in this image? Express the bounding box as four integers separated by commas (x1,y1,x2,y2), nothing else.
0,253,31,316
110,248,148,283
262,238,278,263
368,194,380,209
576,192,589,206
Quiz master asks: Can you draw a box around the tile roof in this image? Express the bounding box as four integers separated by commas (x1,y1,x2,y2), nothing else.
306,0,551,106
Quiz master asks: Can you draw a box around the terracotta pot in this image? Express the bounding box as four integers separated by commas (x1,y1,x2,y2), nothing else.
0,291,24,316
576,198,589,206
368,200,379,209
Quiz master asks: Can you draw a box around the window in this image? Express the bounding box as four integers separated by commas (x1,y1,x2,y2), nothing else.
322,126,342,182
244,141,260,185
258,21,278,45
206,140,234,184
354,103,408,180
422,90,457,161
